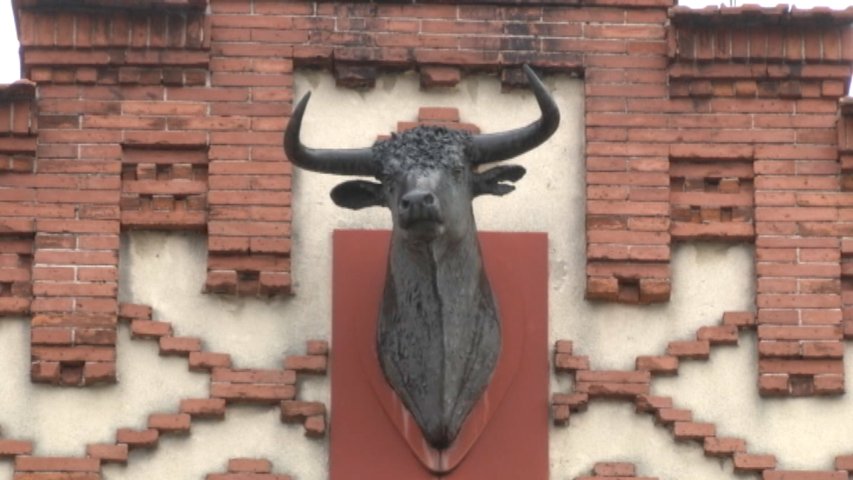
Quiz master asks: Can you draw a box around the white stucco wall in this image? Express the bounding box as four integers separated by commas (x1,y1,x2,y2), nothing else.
3,71,850,480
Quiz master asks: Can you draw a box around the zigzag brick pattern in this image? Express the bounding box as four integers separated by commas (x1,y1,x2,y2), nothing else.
553,310,853,479
0,302,327,479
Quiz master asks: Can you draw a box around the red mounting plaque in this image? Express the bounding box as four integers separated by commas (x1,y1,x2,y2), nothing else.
331,230,548,480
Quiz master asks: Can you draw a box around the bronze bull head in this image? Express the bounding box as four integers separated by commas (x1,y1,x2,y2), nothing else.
284,65,559,449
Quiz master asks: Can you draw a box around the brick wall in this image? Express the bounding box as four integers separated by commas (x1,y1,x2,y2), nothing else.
8,0,851,392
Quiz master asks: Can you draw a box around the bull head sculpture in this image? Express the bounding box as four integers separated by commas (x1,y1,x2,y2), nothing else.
284,65,559,449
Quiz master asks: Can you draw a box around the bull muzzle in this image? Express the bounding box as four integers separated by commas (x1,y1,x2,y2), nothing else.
399,189,444,233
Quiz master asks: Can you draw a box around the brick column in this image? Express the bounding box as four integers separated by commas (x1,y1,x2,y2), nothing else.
670,7,853,396
0,81,37,318
204,1,297,296
15,0,211,385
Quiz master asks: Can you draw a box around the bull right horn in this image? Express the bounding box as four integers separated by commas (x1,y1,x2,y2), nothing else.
284,92,379,177
471,64,560,166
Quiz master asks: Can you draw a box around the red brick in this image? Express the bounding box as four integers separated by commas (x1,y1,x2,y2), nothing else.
704,436,746,456
189,351,232,370
228,458,272,473
115,429,158,448
148,413,191,433
0,440,33,456
734,453,777,472
304,415,326,438
636,355,679,374
211,383,295,403
283,355,326,374
593,462,636,476
131,320,172,339
181,398,227,418
15,457,100,472
554,353,590,372
159,336,202,356
763,472,846,480
281,401,326,422
212,368,295,384
673,421,715,440
86,443,128,463
305,340,329,356
666,340,710,359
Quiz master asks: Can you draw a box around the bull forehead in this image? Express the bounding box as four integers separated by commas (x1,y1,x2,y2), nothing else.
373,126,473,178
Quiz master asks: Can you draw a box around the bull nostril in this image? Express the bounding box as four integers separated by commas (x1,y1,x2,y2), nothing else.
401,199,410,209
423,194,434,206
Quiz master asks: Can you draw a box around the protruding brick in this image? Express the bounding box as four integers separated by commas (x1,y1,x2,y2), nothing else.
228,458,272,473
86,443,128,463
15,456,100,472
159,336,202,356
586,276,619,301
189,351,232,371
304,414,326,438
666,340,710,359
419,65,461,88
0,439,33,456
281,400,326,422
697,325,739,345
705,436,747,456
554,340,573,354
759,374,790,396
131,320,172,339
723,311,755,327
305,340,329,356
283,355,326,374
636,355,679,374
733,453,776,472
116,428,159,449
148,413,191,433
552,404,570,426
119,303,152,321
673,420,716,441
593,462,636,476
555,353,590,372
180,398,226,418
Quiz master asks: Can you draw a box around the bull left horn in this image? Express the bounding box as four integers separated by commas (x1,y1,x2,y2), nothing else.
471,65,560,165
284,92,379,176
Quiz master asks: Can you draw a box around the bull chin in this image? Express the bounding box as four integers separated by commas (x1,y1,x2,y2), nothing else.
400,219,445,242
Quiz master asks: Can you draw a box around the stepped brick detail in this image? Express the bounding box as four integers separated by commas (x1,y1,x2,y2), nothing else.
0,302,327,479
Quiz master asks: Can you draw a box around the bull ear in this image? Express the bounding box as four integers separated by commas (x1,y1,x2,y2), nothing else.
472,165,526,197
331,180,386,210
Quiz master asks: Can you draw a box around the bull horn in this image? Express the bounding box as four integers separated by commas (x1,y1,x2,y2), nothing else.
284,92,379,176
471,65,560,165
